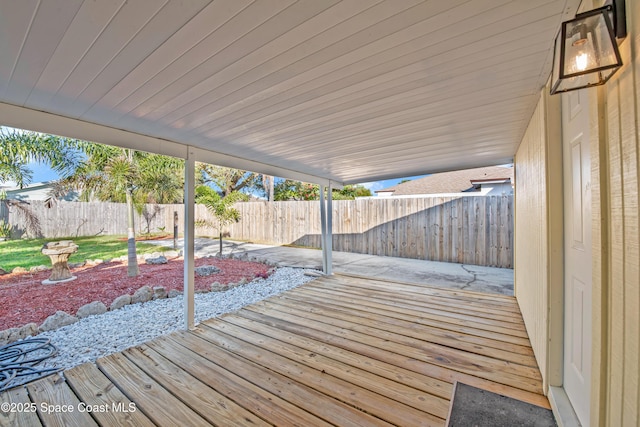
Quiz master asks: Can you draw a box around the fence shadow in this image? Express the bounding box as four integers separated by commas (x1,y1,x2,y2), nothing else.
288,197,512,268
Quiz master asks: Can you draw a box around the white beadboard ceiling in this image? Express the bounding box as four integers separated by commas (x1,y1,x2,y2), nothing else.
0,0,580,185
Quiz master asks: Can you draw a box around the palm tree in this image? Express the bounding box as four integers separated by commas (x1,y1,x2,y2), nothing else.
0,127,84,188
195,186,247,255
0,128,85,238
62,144,184,276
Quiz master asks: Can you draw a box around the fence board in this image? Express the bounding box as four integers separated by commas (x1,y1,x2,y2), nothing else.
1,196,513,268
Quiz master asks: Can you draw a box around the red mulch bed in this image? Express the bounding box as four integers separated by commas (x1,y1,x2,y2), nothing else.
0,257,270,330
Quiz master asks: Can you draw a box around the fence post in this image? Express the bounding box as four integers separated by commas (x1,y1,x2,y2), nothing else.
173,211,178,250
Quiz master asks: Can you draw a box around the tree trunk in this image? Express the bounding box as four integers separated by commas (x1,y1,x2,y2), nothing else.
219,230,223,256
262,175,274,201
126,188,139,277
269,176,274,202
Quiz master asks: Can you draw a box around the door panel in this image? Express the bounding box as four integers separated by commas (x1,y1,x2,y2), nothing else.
562,89,592,426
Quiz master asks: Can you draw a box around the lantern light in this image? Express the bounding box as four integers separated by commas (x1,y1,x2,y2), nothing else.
550,0,626,95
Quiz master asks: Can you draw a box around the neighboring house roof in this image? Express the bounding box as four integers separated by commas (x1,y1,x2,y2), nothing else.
3,181,78,202
375,166,514,196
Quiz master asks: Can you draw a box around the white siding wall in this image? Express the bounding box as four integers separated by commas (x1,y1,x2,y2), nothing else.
596,0,640,423
514,94,551,389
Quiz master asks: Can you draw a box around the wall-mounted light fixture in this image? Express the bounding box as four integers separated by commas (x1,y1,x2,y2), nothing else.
550,0,627,94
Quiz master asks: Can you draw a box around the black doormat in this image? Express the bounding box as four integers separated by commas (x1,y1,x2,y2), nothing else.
446,382,557,427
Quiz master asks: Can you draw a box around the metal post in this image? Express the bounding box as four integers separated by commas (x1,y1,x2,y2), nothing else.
173,211,178,250
326,181,333,275
183,149,195,329
319,184,328,274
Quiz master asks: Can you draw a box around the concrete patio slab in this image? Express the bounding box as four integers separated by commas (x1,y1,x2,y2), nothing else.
150,238,514,296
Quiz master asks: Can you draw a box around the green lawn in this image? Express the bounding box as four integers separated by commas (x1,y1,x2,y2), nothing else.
0,235,172,272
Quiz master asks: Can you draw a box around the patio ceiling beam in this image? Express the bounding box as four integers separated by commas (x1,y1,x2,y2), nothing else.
0,102,342,187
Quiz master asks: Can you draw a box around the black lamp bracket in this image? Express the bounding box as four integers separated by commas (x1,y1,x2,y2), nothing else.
605,0,627,39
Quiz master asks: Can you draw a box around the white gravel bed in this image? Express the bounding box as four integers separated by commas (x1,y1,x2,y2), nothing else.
33,267,316,374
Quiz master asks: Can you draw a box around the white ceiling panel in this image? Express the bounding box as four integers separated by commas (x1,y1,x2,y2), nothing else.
0,0,580,185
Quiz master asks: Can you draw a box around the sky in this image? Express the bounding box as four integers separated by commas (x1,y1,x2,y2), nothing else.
359,175,427,193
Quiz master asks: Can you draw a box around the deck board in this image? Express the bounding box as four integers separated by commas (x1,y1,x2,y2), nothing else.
266,295,537,366
1,274,549,426
146,334,335,427
26,375,98,427
0,386,43,427
64,363,154,427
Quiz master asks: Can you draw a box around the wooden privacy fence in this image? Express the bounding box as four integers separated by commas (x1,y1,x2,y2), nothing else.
228,196,513,268
1,195,513,268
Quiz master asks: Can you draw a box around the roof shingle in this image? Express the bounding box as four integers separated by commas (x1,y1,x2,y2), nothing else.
376,166,513,195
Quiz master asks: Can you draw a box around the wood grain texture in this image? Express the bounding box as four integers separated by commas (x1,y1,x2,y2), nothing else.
121,345,268,426
3,274,550,426
96,353,211,426
0,386,42,427
64,363,154,427
146,334,335,427
26,375,98,427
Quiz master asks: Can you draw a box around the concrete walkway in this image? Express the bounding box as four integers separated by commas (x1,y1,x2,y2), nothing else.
150,238,514,296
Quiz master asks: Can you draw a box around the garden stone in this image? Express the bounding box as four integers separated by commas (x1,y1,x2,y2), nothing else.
39,311,78,332
143,252,163,259
77,301,107,318
0,268,7,275
168,289,182,298
12,267,27,274
11,323,39,342
132,286,153,304
7,328,22,342
69,261,86,268
0,328,18,345
110,294,132,310
210,282,227,292
145,255,167,265
164,250,179,258
195,265,221,276
153,286,167,299
29,265,49,273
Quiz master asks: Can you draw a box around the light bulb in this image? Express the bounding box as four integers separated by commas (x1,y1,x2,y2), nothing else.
575,52,589,71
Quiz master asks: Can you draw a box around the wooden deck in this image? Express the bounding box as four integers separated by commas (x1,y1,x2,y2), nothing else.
1,274,548,426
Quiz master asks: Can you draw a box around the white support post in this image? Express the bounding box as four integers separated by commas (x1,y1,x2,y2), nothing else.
183,148,195,329
326,181,333,275
320,184,328,273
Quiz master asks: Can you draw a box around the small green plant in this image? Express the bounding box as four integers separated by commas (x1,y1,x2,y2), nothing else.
195,187,247,255
157,226,166,233
0,219,11,239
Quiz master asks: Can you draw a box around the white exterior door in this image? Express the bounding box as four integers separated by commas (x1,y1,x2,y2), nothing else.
562,89,593,426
